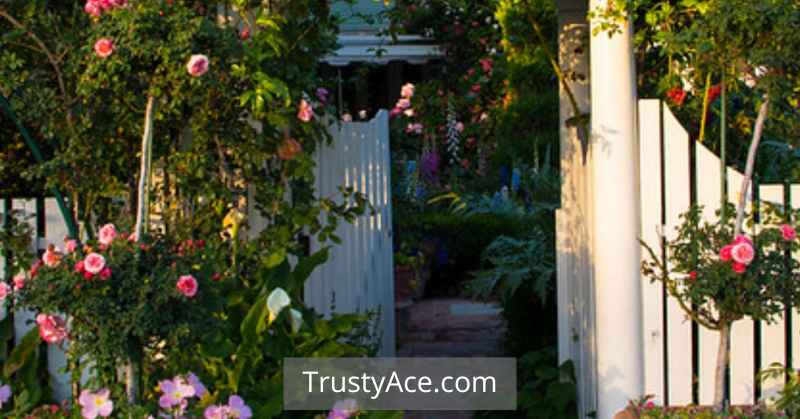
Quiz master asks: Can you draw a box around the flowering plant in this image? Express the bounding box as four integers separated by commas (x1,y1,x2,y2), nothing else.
11,224,222,391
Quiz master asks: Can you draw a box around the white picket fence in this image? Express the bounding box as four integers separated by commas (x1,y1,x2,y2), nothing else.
638,99,797,406
0,110,396,402
304,110,396,357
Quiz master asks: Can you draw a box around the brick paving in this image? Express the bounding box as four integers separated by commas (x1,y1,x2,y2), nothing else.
397,298,507,418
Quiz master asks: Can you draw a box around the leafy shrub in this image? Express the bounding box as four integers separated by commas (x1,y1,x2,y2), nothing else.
624,396,782,418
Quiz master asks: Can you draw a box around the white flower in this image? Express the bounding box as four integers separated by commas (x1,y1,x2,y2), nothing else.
289,308,303,333
266,288,291,324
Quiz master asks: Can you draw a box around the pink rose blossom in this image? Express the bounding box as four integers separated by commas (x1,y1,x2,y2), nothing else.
83,271,94,280
297,99,314,122
84,1,102,17
720,244,734,261
99,267,112,280
731,242,754,265
480,58,493,73
98,224,117,245
395,98,411,110
79,388,113,418
186,54,209,77
0,283,11,303
734,235,753,245
13,273,25,290
42,247,62,268
781,224,797,241
389,107,403,118
36,314,67,344
83,253,106,275
401,83,415,99
177,275,198,298
65,239,78,254
732,262,747,274
94,38,114,58
75,260,86,273
455,122,465,133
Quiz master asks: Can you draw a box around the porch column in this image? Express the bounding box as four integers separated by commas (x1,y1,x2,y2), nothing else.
588,1,644,417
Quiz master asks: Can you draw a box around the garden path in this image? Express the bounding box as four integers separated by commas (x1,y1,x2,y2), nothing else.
397,298,506,419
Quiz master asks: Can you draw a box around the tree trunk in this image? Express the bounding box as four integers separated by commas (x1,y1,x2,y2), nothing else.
733,98,770,236
713,321,731,410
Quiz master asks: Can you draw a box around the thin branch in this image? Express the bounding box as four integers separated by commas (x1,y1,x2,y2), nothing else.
734,98,770,236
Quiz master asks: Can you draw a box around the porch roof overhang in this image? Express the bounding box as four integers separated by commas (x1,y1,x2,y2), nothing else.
322,32,442,66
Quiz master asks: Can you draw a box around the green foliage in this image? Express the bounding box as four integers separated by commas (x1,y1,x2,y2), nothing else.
760,363,800,417
626,395,782,418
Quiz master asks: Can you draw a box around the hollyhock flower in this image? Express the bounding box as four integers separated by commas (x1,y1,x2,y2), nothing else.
42,246,62,268
720,244,734,261
732,262,747,274
277,138,303,161
267,288,291,324
316,87,329,104
289,308,303,333
99,267,112,280
79,389,113,419
186,54,209,77
187,372,207,397
227,395,253,419
732,242,754,265
401,83,415,99
297,99,313,122
83,253,106,275
395,98,411,110
94,39,114,58
65,239,78,254
176,275,198,298
159,377,195,409
0,283,11,303
666,86,687,107
781,224,796,241
98,223,117,245
36,314,67,344
0,384,10,408
13,273,25,290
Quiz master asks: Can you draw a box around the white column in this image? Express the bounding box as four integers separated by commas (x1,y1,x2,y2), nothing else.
589,2,644,417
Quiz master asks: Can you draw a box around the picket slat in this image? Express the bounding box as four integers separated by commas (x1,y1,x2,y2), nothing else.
662,105,694,405
695,143,723,405
792,185,800,373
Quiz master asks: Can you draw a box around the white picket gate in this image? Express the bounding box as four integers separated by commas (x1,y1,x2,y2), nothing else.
0,110,396,402
304,110,396,357
638,99,797,406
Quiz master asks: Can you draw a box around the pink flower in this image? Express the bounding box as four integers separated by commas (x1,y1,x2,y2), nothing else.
316,87,330,104
29,260,42,278
84,1,102,17
0,384,10,409
13,273,25,290
720,244,734,262
732,262,747,274
689,271,698,281
227,395,253,419
94,38,114,58
186,54,209,77
187,372,207,397
98,224,117,245
781,224,797,241
36,314,67,344
83,253,106,275
389,107,403,118
75,260,86,273
395,98,411,110
177,275,198,298
328,399,358,419
297,99,314,122
65,239,78,254
471,84,481,94
734,235,753,245
0,283,11,303
404,108,415,117
79,388,113,418
159,377,195,409
645,400,655,409
401,83,415,99
455,122,465,133
99,267,112,280
406,123,423,135
204,405,227,419
109,0,127,6
480,58,493,73
42,246,62,268
240,27,251,40
731,242,754,265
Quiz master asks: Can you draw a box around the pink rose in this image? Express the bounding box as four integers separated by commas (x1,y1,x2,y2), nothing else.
719,244,734,262
297,99,313,122
65,239,78,254
731,242,754,265
186,54,209,77
83,271,94,280
13,273,25,290
480,58,493,73
455,122,465,133
0,282,11,302
83,253,106,275
401,83,415,99
781,224,797,241
177,275,198,298
395,98,411,110
389,107,403,118
109,0,127,7
98,223,117,245
94,38,114,58
29,260,42,278
75,260,86,273
99,267,112,280
689,271,698,281
36,314,67,344
734,235,753,245
732,262,747,274
84,1,101,17
42,247,62,268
